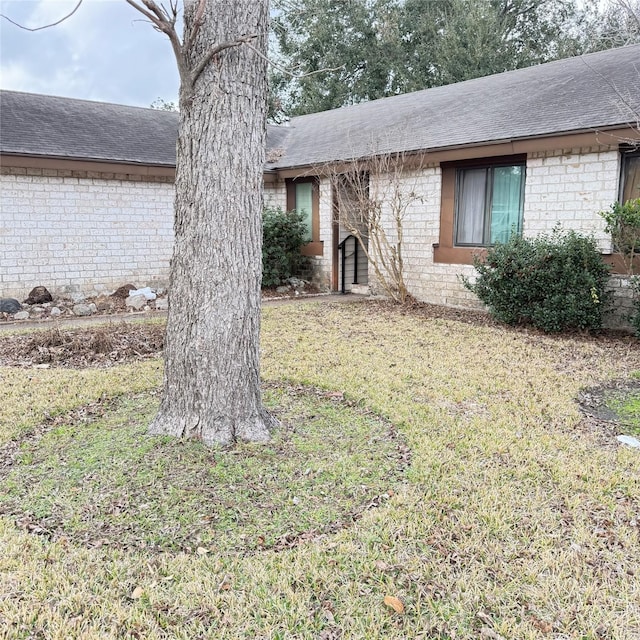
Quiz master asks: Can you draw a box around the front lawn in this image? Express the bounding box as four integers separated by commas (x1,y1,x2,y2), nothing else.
0,301,638,639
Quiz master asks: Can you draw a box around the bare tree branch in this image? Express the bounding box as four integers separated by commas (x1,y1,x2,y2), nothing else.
141,0,173,24
123,0,165,30
321,151,422,303
245,42,344,79
0,0,83,31
617,0,640,31
580,55,640,142
124,0,189,92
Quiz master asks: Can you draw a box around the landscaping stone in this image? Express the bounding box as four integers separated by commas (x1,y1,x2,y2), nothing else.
24,286,53,305
70,291,86,304
73,304,94,317
112,284,138,299
129,287,156,301
155,298,168,310
50,307,62,317
617,435,640,448
276,285,291,294
0,298,22,314
14,311,29,320
94,295,116,312
126,294,147,310
29,306,45,317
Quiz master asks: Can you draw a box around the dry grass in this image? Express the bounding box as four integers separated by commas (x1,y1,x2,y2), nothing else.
1,302,639,639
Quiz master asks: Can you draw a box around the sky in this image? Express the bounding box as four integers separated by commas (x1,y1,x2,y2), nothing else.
0,0,180,107
0,0,614,109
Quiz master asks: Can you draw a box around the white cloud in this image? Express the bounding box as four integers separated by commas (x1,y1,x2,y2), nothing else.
1,0,180,106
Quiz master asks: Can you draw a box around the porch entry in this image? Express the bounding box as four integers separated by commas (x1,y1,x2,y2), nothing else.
332,174,369,293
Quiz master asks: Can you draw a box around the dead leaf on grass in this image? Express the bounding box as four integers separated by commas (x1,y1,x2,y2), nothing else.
530,617,553,633
383,595,404,614
130,586,143,600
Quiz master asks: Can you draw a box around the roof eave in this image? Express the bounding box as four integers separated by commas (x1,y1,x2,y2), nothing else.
0,150,176,169
269,123,640,173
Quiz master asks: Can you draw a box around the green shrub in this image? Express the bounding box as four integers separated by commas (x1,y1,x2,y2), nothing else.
598,198,640,275
262,207,309,287
599,199,640,335
462,230,612,332
628,276,640,336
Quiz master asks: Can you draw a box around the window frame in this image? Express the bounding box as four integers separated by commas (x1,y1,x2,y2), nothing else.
286,177,323,256
434,154,527,264
619,147,640,204
453,162,526,247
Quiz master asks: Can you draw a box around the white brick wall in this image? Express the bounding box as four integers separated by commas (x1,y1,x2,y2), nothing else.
372,165,481,307
1,172,174,298
263,180,286,209
1,145,623,307
524,147,619,251
606,275,635,331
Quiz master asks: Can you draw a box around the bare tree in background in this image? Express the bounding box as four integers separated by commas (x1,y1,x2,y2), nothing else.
585,0,640,49
327,153,425,304
611,0,640,43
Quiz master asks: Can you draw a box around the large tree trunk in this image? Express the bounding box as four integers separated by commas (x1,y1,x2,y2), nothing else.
149,0,276,445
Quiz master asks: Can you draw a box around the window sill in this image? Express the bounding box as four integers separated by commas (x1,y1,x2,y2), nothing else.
602,253,640,275
301,241,324,257
433,244,486,265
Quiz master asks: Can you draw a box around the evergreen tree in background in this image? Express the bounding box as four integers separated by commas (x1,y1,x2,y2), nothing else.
269,0,622,118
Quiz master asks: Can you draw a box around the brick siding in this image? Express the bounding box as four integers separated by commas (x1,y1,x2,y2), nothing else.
1,167,174,298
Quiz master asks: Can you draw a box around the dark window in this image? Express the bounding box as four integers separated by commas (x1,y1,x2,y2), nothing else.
621,150,640,203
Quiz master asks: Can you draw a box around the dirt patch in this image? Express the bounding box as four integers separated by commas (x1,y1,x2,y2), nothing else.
577,379,640,447
0,322,165,369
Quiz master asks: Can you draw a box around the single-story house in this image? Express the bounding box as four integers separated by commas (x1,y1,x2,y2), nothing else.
1,44,639,315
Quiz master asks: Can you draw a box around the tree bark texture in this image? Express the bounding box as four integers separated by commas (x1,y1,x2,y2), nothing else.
149,0,276,445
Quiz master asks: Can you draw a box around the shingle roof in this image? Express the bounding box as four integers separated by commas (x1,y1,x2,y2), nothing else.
0,91,179,166
0,90,289,167
1,44,639,169
268,43,640,169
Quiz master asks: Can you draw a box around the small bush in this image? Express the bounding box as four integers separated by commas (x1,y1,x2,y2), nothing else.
599,199,640,335
462,230,612,332
629,276,640,336
262,207,309,287
598,198,640,274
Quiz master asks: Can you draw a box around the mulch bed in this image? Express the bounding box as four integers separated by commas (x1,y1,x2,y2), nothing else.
0,323,165,369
